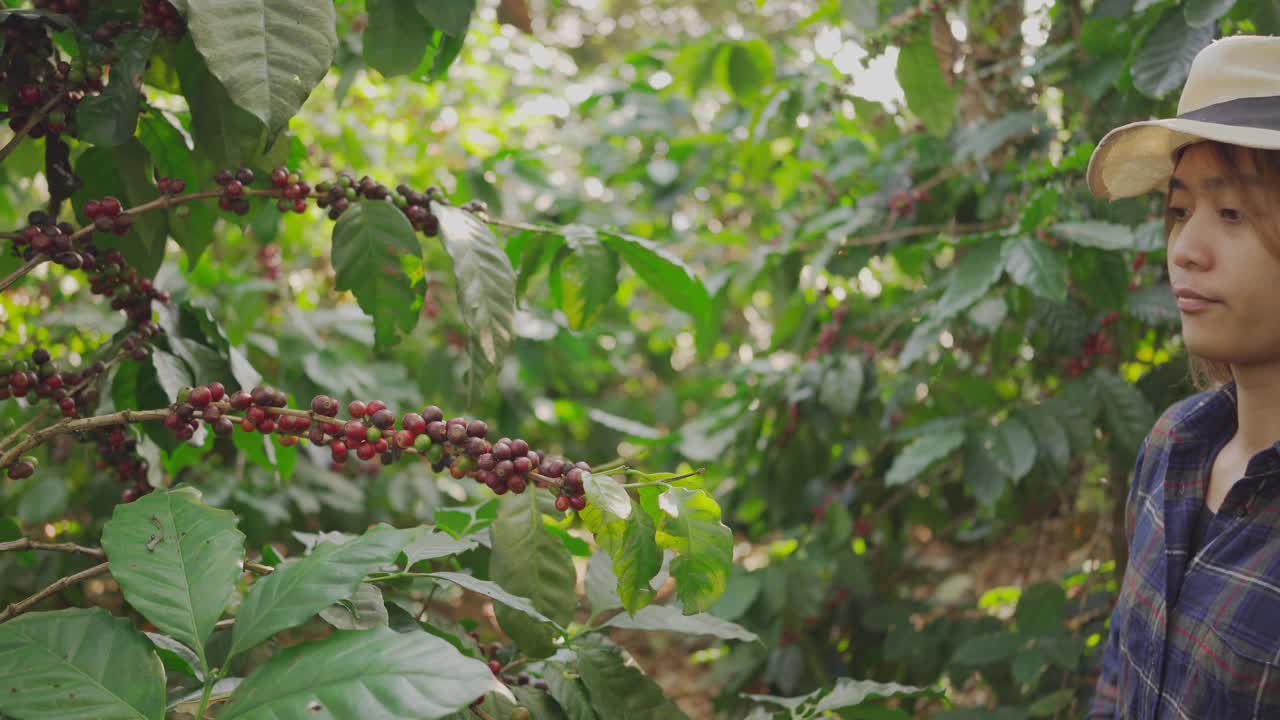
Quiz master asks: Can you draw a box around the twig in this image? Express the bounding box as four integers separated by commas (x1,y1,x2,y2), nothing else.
0,253,47,293
843,219,1011,249
0,562,109,623
0,92,65,166
0,538,106,561
244,561,273,575
0,408,169,470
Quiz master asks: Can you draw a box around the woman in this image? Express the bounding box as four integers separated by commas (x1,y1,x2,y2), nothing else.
1087,34,1280,719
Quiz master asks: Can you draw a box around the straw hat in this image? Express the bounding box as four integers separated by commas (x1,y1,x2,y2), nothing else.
1086,35,1280,200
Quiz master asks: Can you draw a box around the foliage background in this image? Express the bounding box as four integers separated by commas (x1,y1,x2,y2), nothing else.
0,0,1257,716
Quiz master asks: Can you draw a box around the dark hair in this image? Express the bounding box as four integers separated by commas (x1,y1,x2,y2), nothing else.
1165,141,1280,390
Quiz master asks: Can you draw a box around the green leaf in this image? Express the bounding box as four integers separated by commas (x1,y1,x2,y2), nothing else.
219,627,495,719
1051,221,1134,251
1184,0,1236,27
954,112,1042,165
932,237,1006,319
227,524,411,661
1094,369,1155,457
137,113,219,266
952,631,1024,666
488,492,576,657
332,201,423,347
1018,406,1070,474
70,140,169,279
416,0,475,36
815,678,942,711
885,430,966,487
718,39,774,102
1028,688,1076,717
550,231,619,330
544,661,600,720
1016,582,1067,636
1002,236,1067,303
819,355,864,415
365,0,434,77
1132,8,1213,98
402,527,478,568
654,487,732,614
433,202,517,374
603,604,757,641
1012,646,1048,686
1126,284,1179,324
580,497,663,614
895,34,956,137
185,0,338,141
77,30,157,146
574,637,689,720
984,415,1037,482
100,487,245,669
318,583,389,630
582,473,631,519
0,607,166,720
598,230,712,325
427,571,555,624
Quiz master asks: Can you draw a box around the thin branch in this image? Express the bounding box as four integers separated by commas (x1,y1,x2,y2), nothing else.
0,538,106,560
0,92,65,166
842,218,1012,248
0,562,109,623
0,253,47,293
0,408,169,470
244,561,273,575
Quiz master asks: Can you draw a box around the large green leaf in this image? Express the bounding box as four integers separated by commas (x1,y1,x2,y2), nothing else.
433,202,517,374
1018,406,1070,474
1002,235,1067,303
653,487,732,614
598,230,712,325
603,604,758,641
884,430,966,487
77,30,157,147
402,527,478,568
219,628,494,720
1094,369,1155,457
952,631,1024,666
136,113,220,266
895,34,956,137
365,0,433,77
427,571,556,625
574,637,689,720
332,201,423,347
100,487,245,669
544,662,600,720
1184,0,1236,27
550,231,619,330
1016,582,1067,636
1132,8,1213,98
416,0,475,36
227,524,412,661
70,140,169,279
718,39,774,102
815,678,942,712
1051,221,1133,251
932,236,1006,319
184,0,338,140
580,494,662,614
488,492,576,658
984,415,1037,482
0,608,165,720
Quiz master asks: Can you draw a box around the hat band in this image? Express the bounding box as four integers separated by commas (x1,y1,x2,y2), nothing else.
1178,95,1280,131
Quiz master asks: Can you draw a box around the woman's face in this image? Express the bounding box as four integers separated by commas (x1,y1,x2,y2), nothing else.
1166,143,1280,368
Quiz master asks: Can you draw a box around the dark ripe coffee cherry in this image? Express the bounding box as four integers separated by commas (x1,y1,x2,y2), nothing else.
348,400,367,418
9,370,29,389
509,439,529,457
381,451,395,465
308,426,326,444
258,419,276,434
121,486,141,503
493,442,512,461
467,437,488,457
446,423,467,445
495,460,514,479
508,476,527,493
270,167,288,187
207,381,226,402
59,397,76,416
569,495,587,511
421,405,444,423
213,416,234,437
488,660,502,675
189,386,212,407
31,348,50,365
477,453,497,471
564,467,584,490
240,417,256,432
402,412,426,435
467,420,488,438
8,460,35,480
214,169,233,186
513,456,532,474
250,385,272,405
176,403,196,421
101,196,123,216
203,404,222,421
235,168,254,185
330,441,348,460
344,420,366,443
394,429,414,448
576,461,592,472
366,400,387,415
370,409,395,430
246,406,266,425
163,412,183,431
311,395,332,415
426,420,447,443
555,495,571,512
357,443,377,461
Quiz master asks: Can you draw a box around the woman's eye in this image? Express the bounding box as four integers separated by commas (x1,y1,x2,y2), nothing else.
1219,208,1242,223
1165,206,1188,222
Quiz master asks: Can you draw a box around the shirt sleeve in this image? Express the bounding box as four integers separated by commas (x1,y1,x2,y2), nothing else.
1087,435,1150,719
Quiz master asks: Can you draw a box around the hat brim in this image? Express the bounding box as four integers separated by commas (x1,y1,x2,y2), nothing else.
1086,118,1280,200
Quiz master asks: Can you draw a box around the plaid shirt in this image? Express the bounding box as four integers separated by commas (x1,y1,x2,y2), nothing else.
1090,381,1280,719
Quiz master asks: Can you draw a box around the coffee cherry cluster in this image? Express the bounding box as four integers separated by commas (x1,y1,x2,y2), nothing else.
887,187,931,215
1065,312,1118,378
5,454,37,480
1,14,100,138
155,176,186,195
84,196,133,236
214,167,256,215
12,211,78,268
89,426,153,502
258,243,283,281
140,0,185,39
267,166,310,214
0,346,107,417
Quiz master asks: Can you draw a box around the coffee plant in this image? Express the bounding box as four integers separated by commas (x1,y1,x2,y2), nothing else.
0,0,1259,717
